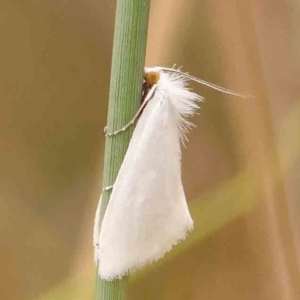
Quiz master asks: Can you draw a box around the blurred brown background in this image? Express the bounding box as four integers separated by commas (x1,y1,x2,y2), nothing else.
0,1,299,299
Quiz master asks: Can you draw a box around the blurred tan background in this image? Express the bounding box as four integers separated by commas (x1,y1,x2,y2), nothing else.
1,1,299,299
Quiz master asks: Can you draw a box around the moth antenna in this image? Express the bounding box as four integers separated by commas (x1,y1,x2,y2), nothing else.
156,67,254,99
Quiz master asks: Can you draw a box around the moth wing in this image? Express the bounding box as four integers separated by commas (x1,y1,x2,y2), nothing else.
98,89,193,280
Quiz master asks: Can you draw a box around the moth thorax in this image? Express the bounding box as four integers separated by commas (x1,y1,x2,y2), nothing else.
144,71,160,87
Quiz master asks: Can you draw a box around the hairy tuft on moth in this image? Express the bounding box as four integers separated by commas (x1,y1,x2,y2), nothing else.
94,66,253,281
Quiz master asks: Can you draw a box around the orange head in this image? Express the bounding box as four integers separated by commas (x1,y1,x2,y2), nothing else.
144,71,160,87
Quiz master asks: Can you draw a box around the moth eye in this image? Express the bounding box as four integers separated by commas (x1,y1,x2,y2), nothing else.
144,71,160,86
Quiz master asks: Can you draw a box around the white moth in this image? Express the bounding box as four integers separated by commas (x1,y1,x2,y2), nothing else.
93,66,250,281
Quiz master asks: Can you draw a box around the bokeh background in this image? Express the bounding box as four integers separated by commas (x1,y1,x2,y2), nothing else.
1,0,299,299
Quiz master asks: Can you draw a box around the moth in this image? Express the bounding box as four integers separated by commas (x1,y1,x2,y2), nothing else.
93,66,251,281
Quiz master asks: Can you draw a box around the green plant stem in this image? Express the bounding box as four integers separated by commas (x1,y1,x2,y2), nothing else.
94,0,150,299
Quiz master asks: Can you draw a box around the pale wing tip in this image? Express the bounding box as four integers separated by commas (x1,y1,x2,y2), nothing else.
97,221,194,281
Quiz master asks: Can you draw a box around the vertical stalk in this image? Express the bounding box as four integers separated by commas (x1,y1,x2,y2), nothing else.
95,0,150,299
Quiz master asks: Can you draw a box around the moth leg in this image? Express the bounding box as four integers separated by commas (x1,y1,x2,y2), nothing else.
93,194,102,263
102,185,114,192
105,84,157,137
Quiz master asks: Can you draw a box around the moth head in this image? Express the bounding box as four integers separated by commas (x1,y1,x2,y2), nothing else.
144,70,160,87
